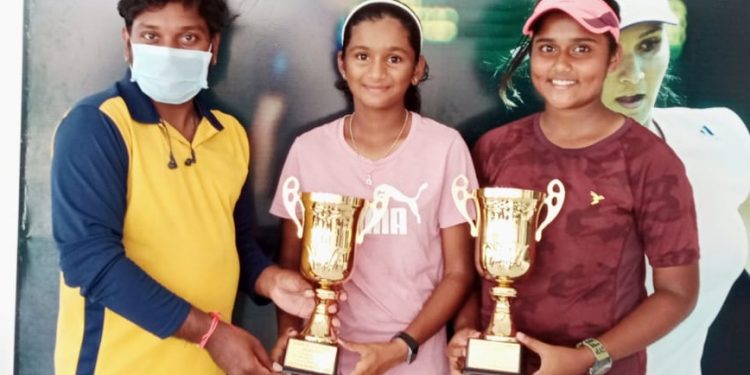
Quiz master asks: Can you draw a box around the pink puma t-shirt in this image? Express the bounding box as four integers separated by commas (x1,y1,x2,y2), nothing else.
271,112,478,374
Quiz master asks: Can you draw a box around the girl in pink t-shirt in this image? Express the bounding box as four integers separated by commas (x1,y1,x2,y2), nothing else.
269,1,478,374
448,1,699,375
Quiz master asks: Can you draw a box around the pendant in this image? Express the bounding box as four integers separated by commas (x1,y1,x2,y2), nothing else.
365,174,373,186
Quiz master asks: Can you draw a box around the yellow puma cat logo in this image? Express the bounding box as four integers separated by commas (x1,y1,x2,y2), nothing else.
590,191,605,206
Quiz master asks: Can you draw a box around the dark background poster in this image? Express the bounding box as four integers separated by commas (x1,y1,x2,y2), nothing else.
14,1,749,373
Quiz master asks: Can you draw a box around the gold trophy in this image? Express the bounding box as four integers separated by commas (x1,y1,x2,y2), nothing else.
452,175,565,375
280,176,386,375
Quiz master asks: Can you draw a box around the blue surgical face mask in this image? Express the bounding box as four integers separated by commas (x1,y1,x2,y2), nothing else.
130,43,212,105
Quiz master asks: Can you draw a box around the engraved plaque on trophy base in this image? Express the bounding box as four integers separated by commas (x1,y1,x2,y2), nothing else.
282,337,339,375
463,338,522,375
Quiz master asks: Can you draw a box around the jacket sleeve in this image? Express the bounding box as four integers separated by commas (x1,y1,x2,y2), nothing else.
51,104,190,339
234,174,273,304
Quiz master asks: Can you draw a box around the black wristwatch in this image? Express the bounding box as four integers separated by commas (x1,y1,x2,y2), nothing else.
392,331,419,364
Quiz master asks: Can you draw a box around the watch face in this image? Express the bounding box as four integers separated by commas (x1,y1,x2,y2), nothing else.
579,338,611,375
591,358,612,375
592,366,608,375
406,348,415,364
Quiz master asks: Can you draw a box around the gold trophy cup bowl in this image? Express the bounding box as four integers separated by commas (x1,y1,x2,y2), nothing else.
280,177,386,375
452,175,565,375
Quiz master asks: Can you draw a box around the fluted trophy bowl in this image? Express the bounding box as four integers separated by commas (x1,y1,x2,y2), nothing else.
297,191,362,287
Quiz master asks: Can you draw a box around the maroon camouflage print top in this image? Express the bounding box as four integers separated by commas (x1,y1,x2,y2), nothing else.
474,113,699,375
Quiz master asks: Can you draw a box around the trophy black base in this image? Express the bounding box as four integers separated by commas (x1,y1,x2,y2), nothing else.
282,337,339,375
463,337,522,375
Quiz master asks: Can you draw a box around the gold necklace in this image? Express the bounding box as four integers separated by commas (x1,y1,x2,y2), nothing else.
348,110,410,185
349,110,409,159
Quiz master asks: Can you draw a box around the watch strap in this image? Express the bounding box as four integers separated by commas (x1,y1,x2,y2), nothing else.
577,338,612,375
393,331,419,364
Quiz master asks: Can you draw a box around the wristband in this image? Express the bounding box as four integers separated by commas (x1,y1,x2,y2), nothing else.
392,331,419,364
198,311,221,348
577,337,612,375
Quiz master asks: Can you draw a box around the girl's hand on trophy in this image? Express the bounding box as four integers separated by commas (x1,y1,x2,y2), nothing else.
330,313,343,341
446,327,481,375
516,332,593,375
339,339,406,375
329,290,348,316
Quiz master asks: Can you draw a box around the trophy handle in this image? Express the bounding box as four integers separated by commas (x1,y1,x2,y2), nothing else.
451,175,479,237
282,176,304,238
535,179,565,242
356,194,388,244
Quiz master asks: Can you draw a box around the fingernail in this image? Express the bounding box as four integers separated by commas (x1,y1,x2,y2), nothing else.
272,362,283,371
304,290,315,297
516,332,526,340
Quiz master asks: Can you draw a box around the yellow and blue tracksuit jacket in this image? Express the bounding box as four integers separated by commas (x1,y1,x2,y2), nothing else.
51,74,272,375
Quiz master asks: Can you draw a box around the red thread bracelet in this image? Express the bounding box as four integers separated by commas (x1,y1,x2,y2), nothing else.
198,311,221,348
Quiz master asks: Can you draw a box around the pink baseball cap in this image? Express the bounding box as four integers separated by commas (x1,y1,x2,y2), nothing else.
522,0,620,42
